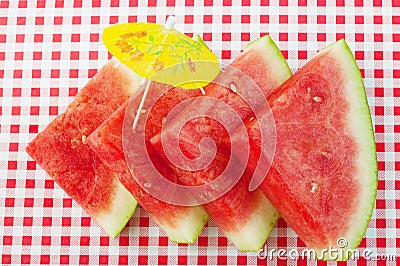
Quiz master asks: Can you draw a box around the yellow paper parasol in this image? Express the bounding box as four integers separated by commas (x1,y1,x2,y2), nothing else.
102,16,220,128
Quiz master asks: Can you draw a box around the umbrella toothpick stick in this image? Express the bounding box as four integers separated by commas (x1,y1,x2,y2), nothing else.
132,79,152,129
132,16,177,130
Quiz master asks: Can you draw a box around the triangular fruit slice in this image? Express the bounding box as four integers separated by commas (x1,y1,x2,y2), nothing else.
26,58,140,237
87,84,209,243
235,39,377,260
150,36,291,251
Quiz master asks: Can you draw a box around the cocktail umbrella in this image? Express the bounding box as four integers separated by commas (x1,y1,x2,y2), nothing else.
102,16,220,129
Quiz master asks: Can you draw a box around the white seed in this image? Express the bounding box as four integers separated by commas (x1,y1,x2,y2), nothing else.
200,88,205,95
310,182,318,193
140,109,147,113
321,151,329,157
162,117,166,124
113,61,121,68
249,117,255,122
277,93,287,103
313,96,322,102
307,87,311,94
81,135,87,144
144,183,151,188
229,82,237,93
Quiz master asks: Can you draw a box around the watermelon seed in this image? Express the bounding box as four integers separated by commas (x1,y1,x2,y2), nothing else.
310,182,318,193
71,138,79,146
277,93,288,104
113,61,121,68
81,135,87,144
162,117,166,124
229,82,237,93
321,151,329,157
144,183,151,188
307,87,311,95
313,96,322,102
249,117,254,122
141,109,147,114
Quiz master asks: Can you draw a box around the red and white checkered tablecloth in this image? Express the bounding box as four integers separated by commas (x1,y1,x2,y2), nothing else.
0,0,399,265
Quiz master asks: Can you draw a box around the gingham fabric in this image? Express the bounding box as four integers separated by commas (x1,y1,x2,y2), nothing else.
0,0,399,265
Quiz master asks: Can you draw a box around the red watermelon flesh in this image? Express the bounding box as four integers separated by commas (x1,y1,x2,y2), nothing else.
150,36,291,251
232,40,377,260
26,58,140,237
87,83,209,243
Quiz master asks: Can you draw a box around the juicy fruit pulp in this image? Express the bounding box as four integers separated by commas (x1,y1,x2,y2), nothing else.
87,83,209,243
232,39,377,260
26,58,140,237
150,36,291,251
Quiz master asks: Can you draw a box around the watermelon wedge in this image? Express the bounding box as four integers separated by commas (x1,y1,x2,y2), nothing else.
26,58,141,237
150,36,291,251
232,39,377,260
87,83,209,243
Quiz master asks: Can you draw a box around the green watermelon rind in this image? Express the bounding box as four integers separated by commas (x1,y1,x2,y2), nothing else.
95,180,139,238
224,190,280,252
315,39,378,260
247,35,292,86
334,39,377,260
219,36,291,252
96,59,141,238
156,206,209,244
